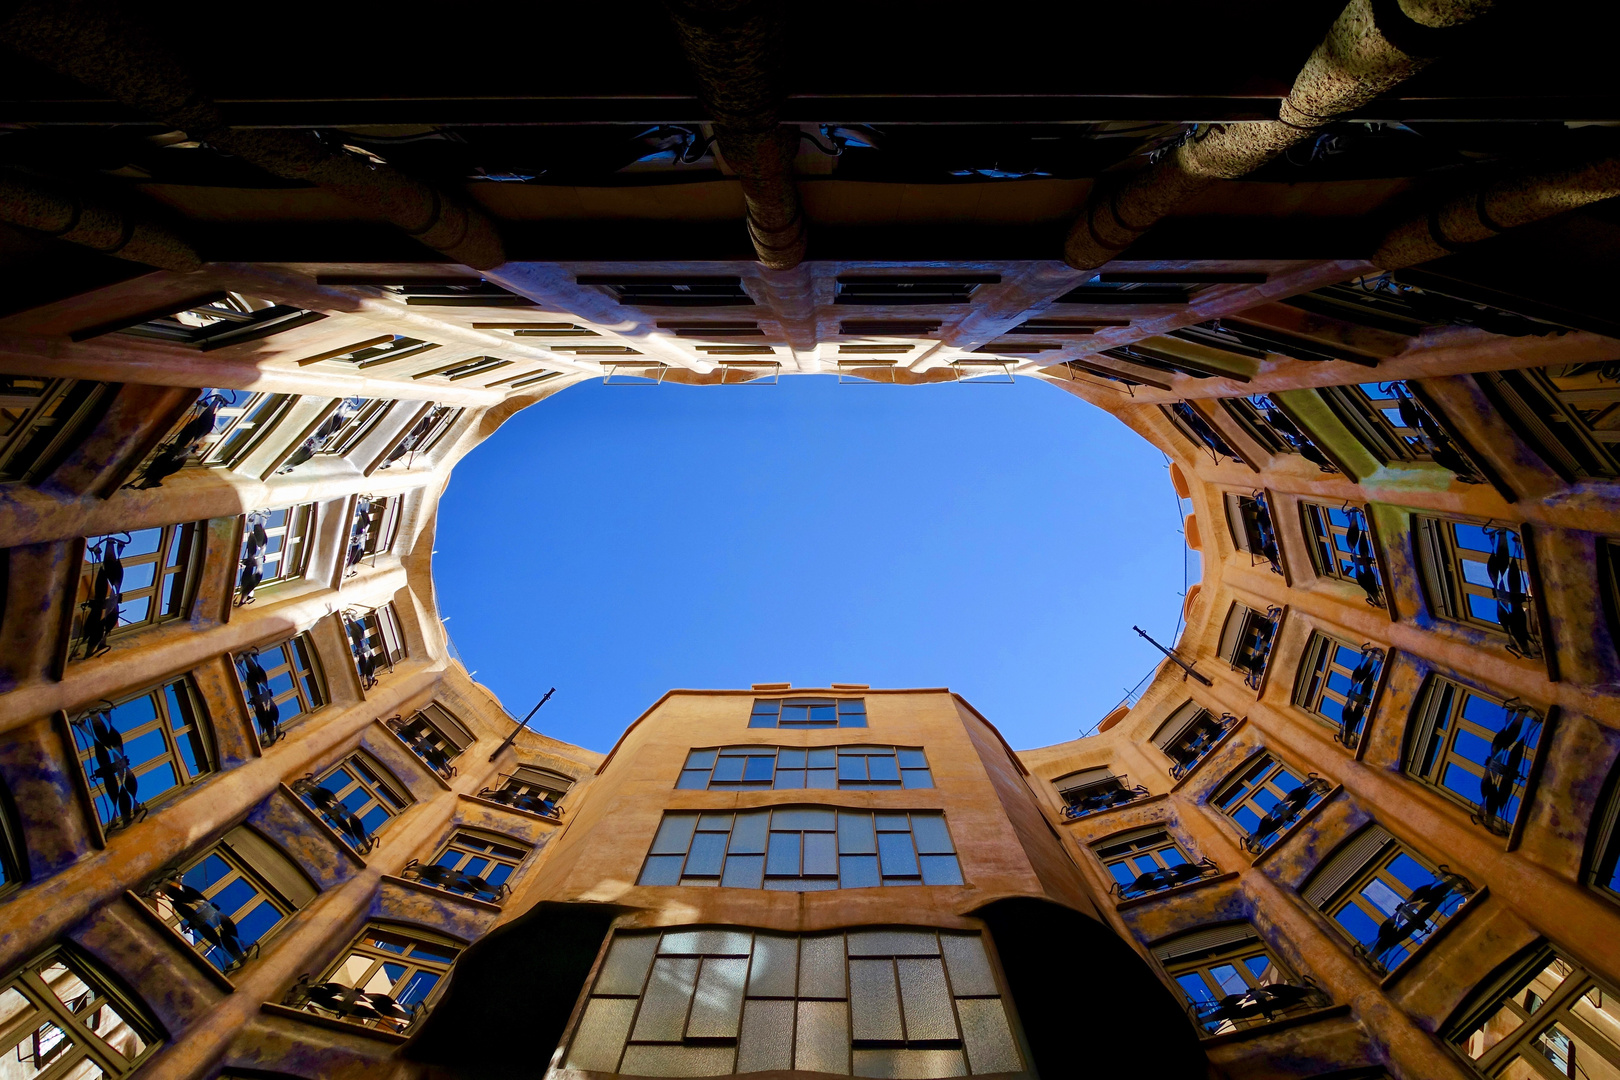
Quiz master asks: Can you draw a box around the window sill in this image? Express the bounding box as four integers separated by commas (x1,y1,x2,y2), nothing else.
1168,716,1249,794
1250,785,1343,869
1115,871,1239,911
277,783,369,869
259,1002,410,1044
458,793,565,826
381,873,505,913
122,890,237,993
1198,1003,1351,1047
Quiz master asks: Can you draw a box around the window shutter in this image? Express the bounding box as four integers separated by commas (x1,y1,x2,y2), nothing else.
1055,766,1114,794
1404,677,1450,772
421,702,475,753
1225,493,1253,554
1095,825,1168,850
222,825,317,908
513,765,573,792
1302,825,1393,908
1151,702,1205,750
1151,923,1259,962
1218,605,1252,663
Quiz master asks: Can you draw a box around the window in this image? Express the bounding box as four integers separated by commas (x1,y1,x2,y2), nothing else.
1053,767,1147,819
1055,272,1265,306
348,495,403,569
378,405,460,466
834,275,999,306
1302,502,1383,605
1108,343,1243,381
0,779,22,893
69,679,213,832
294,751,411,853
278,397,391,474
0,947,158,1078
237,634,325,746
239,503,315,603
1303,824,1475,977
1155,925,1325,1037
1319,381,1485,482
577,275,754,307
387,703,475,779
0,375,112,484
1150,702,1235,780
409,829,530,902
1478,364,1620,480
1164,401,1242,461
197,390,296,467
749,698,867,729
1588,760,1620,904
1224,491,1281,571
1173,318,1368,365
1295,634,1384,749
1095,827,1212,900
347,604,404,690
1415,517,1541,658
1446,946,1620,1078
300,334,440,368
677,746,932,790
287,923,459,1032
351,279,534,308
72,522,204,658
144,826,315,972
1218,603,1280,690
77,291,324,349
1213,752,1330,855
1405,676,1544,835
637,808,962,890
1219,394,1337,471
480,765,571,817
564,926,1023,1077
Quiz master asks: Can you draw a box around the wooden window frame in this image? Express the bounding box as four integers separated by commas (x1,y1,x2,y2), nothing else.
1477,364,1620,481
359,495,404,559
310,751,412,841
1094,828,1195,892
74,522,205,655
1302,501,1381,593
304,923,460,1031
1447,946,1620,1079
0,376,112,484
1415,516,1541,652
84,291,324,350
70,678,214,829
1404,675,1543,834
146,831,307,972
1295,632,1374,732
427,829,531,895
1159,929,1316,1037
1212,752,1324,851
250,633,327,725
246,503,317,589
0,946,160,1078
1319,382,1430,464
503,765,572,802
197,391,297,467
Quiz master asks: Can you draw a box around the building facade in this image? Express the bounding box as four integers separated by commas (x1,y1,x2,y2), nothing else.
3,3,1620,1078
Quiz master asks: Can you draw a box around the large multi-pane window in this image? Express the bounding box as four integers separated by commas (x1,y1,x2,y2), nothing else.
420,829,530,902
1094,827,1200,896
481,764,572,817
1295,633,1384,746
564,927,1024,1077
298,752,411,851
321,398,393,458
1224,492,1281,570
145,826,314,972
69,679,213,830
0,947,158,1078
1163,401,1243,463
1447,947,1620,1079
1319,382,1428,462
1213,752,1328,854
637,808,962,890
241,634,326,729
0,375,111,484
1302,501,1384,603
296,924,459,1031
1156,925,1321,1036
1219,394,1336,470
749,698,867,728
197,391,296,466
74,522,204,655
243,504,316,589
351,495,403,564
1477,364,1620,480
1415,516,1541,657
1304,825,1474,976
677,746,932,790
1405,676,1544,834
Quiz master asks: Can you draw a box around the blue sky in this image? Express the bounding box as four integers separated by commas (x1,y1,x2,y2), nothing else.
434,374,1194,753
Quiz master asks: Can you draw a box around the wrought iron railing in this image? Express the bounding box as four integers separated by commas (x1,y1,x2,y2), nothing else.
143,866,260,971
344,610,384,690
1231,607,1283,691
1189,978,1330,1034
238,511,269,606
346,497,376,574
1482,525,1541,659
1384,381,1484,484
477,785,563,819
238,647,283,747
283,973,422,1031
1474,700,1544,835
292,774,377,853
1253,395,1337,473
401,858,509,904
1060,776,1151,820
1342,505,1383,607
1168,713,1240,781
1353,867,1476,975
1243,775,1332,855
278,397,361,474
70,703,147,832
1110,857,1219,901
1251,491,1283,575
76,533,130,659
386,714,458,780
124,391,230,490
1334,645,1385,750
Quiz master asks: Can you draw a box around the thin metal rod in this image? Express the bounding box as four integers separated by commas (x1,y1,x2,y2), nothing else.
1133,626,1213,686
489,687,555,761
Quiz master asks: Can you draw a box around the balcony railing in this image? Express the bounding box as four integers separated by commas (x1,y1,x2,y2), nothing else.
1111,857,1219,901
125,391,229,490
1230,606,1282,691
1243,775,1332,855
386,714,458,780
283,973,422,1031
1189,979,1330,1035
1250,491,1283,574
477,784,563,819
71,703,147,833
1474,700,1544,835
1060,775,1151,820
76,533,129,660
1353,867,1476,976
143,866,260,972
401,858,509,904
292,774,377,854
1482,525,1541,659
1342,506,1383,607
346,496,376,574
1252,395,1337,473
1334,645,1385,750
238,647,283,747
1385,381,1485,485
1167,712,1240,781
238,511,269,606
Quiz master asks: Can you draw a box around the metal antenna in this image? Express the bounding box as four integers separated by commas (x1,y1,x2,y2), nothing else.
489,687,556,761
1133,626,1213,686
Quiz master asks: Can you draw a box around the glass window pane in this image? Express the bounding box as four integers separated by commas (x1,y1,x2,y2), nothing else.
598,934,660,995
853,1048,967,1077
685,833,729,877
804,832,839,877
807,769,837,789
748,934,799,998
896,957,956,1041
839,855,881,888
795,1000,850,1075
867,756,900,782
728,812,769,855
774,769,805,789
651,815,698,855
941,934,997,996
920,855,964,886
619,1044,736,1076
639,855,684,886
720,854,765,889
838,813,877,855
901,769,934,789
772,808,835,831
850,959,904,1041
687,957,748,1038
958,998,1021,1074
631,957,700,1041
896,749,927,769
878,833,919,878
910,816,954,854
685,749,718,769
798,935,847,998
738,998,794,1073
766,833,801,877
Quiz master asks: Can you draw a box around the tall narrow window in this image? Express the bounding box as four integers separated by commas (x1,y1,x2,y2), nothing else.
1224,492,1282,572
677,745,932,790
285,923,459,1032
1150,702,1236,780
637,808,962,890
565,927,1023,1077
1213,752,1330,855
378,405,460,469
347,495,404,570
238,503,315,604
1218,603,1281,690
0,375,112,484
1587,759,1620,903
198,390,296,467
386,703,474,779
143,826,316,972
346,604,404,690
0,947,159,1078
749,698,867,728
69,679,213,833
278,397,392,474
1164,401,1243,463
407,828,531,902
1295,633,1385,749
1303,824,1476,977
480,764,571,818
1094,827,1214,900
293,751,411,854
1155,925,1327,1037
1302,501,1384,606
237,634,326,746
1405,676,1543,835
1415,517,1541,658
1446,946,1620,1078
1219,394,1337,471
73,522,204,659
